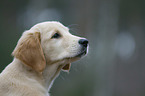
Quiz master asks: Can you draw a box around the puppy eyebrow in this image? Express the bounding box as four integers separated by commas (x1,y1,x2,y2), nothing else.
53,30,61,36
55,30,60,34
51,30,62,38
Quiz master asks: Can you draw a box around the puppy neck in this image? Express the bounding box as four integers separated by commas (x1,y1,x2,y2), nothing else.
42,60,66,90
10,58,66,92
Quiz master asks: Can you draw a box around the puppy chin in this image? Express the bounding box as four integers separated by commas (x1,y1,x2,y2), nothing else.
68,50,88,62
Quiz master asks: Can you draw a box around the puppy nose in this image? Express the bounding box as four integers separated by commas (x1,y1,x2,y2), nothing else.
78,39,89,47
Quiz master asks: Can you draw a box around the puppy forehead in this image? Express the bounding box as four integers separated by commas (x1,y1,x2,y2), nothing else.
31,21,69,33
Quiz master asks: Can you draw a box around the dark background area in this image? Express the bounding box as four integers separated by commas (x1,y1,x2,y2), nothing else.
0,0,145,96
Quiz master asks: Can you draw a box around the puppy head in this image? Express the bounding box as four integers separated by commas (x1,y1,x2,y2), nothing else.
12,21,89,72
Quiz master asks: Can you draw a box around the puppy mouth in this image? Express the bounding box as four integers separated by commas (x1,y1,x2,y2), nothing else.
75,49,87,57
62,47,88,72
65,47,88,62
65,49,87,61
62,49,87,72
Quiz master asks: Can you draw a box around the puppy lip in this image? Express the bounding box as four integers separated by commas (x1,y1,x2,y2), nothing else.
75,49,87,57
65,48,88,60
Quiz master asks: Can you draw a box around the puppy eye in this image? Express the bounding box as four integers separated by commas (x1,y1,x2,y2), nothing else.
51,33,61,39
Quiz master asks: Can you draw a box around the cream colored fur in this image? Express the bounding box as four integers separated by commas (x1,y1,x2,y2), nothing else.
0,21,88,96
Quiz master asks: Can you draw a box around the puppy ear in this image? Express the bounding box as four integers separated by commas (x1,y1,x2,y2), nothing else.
12,31,46,72
62,63,71,72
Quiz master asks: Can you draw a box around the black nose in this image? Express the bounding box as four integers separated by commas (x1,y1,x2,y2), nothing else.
78,39,89,47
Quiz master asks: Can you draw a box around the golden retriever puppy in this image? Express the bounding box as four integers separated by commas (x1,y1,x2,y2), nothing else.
0,21,89,96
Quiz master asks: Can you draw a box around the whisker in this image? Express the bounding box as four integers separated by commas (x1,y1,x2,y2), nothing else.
60,74,65,80
67,24,80,34
67,24,79,28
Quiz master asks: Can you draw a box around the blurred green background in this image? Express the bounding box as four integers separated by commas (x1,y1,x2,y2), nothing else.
1,0,145,96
